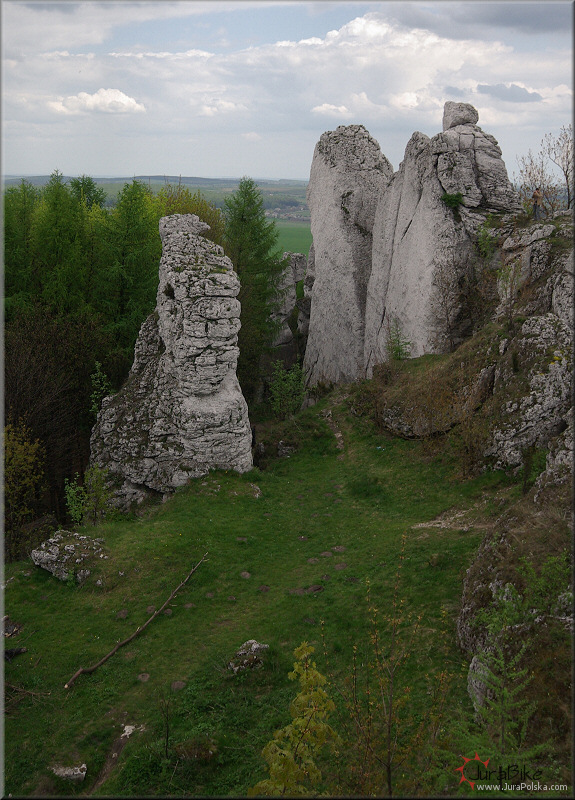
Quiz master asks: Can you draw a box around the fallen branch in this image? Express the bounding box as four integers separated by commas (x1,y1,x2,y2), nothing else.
65,552,208,689
5,682,51,697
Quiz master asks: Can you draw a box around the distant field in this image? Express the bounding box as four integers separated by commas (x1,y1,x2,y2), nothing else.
274,219,312,256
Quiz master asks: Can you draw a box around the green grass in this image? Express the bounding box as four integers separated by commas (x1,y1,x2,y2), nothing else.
274,219,312,256
3,393,569,797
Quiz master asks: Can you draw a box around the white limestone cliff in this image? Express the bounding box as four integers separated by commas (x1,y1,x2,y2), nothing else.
304,102,521,385
303,124,394,386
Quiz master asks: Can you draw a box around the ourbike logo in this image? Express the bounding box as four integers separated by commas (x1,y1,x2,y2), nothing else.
455,753,490,789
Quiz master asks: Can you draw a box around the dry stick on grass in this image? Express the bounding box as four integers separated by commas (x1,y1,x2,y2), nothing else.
64,552,208,689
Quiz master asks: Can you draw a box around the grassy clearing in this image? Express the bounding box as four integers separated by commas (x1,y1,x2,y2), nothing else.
3,389,569,796
274,219,312,256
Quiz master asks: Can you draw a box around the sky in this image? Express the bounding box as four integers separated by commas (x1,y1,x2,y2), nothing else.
1,0,573,181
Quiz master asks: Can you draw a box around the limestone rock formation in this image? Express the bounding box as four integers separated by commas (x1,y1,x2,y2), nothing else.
90,214,253,508
30,530,106,583
303,125,394,386
364,211,573,482
270,251,308,365
303,102,521,386
364,101,521,369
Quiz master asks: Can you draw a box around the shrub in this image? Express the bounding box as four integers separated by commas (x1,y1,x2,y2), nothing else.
441,192,464,220
269,361,305,420
249,642,340,796
89,361,113,418
64,464,112,526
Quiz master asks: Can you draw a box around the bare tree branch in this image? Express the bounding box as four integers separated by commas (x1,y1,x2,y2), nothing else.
64,552,208,689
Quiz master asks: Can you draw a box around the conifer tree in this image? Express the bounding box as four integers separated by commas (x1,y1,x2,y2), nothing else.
223,177,286,404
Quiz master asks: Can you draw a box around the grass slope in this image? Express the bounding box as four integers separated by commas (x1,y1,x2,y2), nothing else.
2,390,566,797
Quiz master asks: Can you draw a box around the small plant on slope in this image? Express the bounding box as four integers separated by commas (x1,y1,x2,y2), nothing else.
249,642,340,796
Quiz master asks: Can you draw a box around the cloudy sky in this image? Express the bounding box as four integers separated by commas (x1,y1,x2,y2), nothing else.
1,0,572,180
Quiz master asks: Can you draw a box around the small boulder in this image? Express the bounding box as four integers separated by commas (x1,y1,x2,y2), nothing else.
51,764,87,783
228,639,269,674
30,531,106,583
442,101,479,130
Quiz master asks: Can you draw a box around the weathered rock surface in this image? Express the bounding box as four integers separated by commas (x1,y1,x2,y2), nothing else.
270,251,308,364
303,102,521,385
30,531,107,582
90,215,253,508
51,764,87,783
228,639,269,673
487,313,573,470
364,102,521,368
303,125,394,386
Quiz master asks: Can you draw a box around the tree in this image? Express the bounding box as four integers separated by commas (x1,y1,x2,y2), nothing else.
69,175,107,209
102,180,161,355
3,179,39,311
154,180,225,245
249,643,340,796
543,124,573,210
223,177,286,404
4,420,46,561
269,361,305,419
515,125,573,216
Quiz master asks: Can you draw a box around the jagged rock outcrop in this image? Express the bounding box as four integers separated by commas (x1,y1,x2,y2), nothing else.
90,214,253,508
304,102,521,386
364,101,521,369
303,125,394,386
364,211,573,481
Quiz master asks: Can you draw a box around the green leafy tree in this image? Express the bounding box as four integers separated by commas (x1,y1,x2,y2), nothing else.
90,361,114,418
64,464,111,526
154,180,225,246
27,170,91,313
4,420,46,561
250,643,340,796
223,177,286,404
384,315,411,361
3,179,40,312
69,175,107,209
465,584,548,791
102,180,161,355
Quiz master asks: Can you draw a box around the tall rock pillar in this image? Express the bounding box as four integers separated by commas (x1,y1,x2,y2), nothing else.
90,214,253,509
303,125,393,386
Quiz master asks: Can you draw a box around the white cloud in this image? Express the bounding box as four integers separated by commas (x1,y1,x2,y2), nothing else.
48,88,146,115
196,97,248,117
311,103,352,118
1,3,572,179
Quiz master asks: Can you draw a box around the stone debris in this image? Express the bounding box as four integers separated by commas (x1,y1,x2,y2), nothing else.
228,639,269,673
30,531,106,583
50,764,87,783
3,615,22,638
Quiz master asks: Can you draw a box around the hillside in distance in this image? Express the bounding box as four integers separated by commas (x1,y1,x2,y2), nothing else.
3,173,309,213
